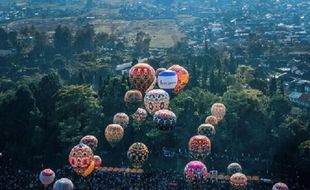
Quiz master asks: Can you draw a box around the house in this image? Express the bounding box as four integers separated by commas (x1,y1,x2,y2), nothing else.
288,92,302,103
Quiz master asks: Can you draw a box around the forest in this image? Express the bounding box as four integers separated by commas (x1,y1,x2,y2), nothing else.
0,24,309,188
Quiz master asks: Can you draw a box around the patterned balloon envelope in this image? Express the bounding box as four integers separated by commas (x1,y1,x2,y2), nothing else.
184,161,208,187
39,168,55,185
80,135,98,151
211,103,226,122
227,163,242,176
105,124,124,147
155,68,167,78
272,182,289,190
157,70,178,93
68,143,94,175
53,178,74,190
133,108,148,123
197,124,216,138
82,160,95,177
188,135,211,160
93,155,102,169
153,109,177,131
144,89,169,115
205,115,218,126
127,142,149,169
129,63,156,93
124,90,143,104
168,64,189,94
230,173,247,190
113,113,130,129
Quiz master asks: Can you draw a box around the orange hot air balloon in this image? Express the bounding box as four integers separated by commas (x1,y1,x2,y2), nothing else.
168,64,189,94
230,173,247,190
82,160,95,177
211,103,226,122
188,135,211,160
124,90,143,104
205,115,218,126
105,124,124,147
129,63,156,93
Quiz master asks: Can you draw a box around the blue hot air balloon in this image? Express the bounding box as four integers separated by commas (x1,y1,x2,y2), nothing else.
157,70,178,93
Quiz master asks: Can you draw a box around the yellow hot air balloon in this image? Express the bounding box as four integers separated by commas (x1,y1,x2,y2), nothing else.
105,124,124,147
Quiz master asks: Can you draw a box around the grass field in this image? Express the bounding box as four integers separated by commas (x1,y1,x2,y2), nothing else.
92,19,185,48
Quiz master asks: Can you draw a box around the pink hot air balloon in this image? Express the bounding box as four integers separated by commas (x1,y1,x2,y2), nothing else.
184,161,208,187
94,155,102,168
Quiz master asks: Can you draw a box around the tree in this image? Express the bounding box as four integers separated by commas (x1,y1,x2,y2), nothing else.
55,85,103,151
73,24,95,52
54,25,73,57
0,28,9,49
134,31,151,57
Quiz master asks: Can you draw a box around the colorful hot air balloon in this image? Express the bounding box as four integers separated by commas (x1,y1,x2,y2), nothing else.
227,163,242,176
80,135,98,151
211,103,226,122
113,113,129,129
184,161,208,187
230,173,247,190
188,135,211,160
124,90,143,104
127,142,149,169
39,168,55,186
53,178,74,190
129,63,156,93
153,109,177,131
272,182,289,190
133,108,148,123
197,124,216,138
144,89,169,115
205,115,218,126
93,155,102,169
155,68,166,78
68,143,94,175
168,64,189,94
157,70,178,93
105,124,124,147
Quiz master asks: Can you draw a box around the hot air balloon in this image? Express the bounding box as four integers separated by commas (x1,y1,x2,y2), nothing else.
39,168,55,186
168,64,189,94
124,90,143,104
211,103,226,122
94,155,102,169
113,113,129,129
153,109,177,131
272,182,289,190
157,70,178,93
155,68,166,78
133,108,148,123
227,163,242,176
105,124,124,147
127,142,149,169
144,89,169,115
80,135,98,151
197,124,216,138
188,135,211,160
205,115,218,126
69,143,94,175
184,161,208,188
53,178,74,190
129,63,156,93
230,173,247,190
82,160,95,177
